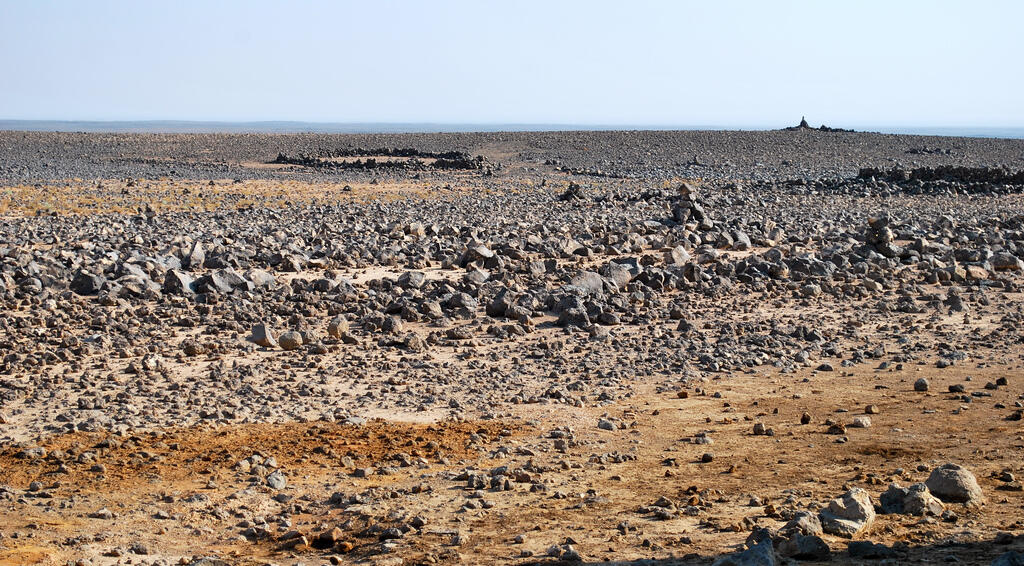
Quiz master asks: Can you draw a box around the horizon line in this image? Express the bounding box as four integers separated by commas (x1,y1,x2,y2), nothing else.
1,119,1023,139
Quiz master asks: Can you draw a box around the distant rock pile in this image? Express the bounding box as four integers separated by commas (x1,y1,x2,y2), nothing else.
859,165,1024,186
783,116,855,133
273,147,485,171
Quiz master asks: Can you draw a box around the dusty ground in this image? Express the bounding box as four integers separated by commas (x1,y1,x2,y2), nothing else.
2,360,1022,565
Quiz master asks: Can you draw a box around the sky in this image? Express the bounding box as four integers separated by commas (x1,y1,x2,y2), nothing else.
1,0,1022,128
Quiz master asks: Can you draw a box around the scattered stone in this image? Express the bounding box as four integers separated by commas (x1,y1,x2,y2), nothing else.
278,331,303,351
266,471,287,490
248,323,276,348
850,416,871,428
712,538,776,566
327,316,349,338
88,508,114,520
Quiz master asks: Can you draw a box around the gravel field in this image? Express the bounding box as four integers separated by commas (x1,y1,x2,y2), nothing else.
0,129,1023,565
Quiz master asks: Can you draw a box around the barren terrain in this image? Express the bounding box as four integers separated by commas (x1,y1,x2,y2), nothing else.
1,128,1023,565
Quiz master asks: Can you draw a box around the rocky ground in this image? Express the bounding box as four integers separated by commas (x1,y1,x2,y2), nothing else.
0,128,1023,565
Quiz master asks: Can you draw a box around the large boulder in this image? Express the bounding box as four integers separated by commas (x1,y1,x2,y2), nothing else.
447,292,478,312
397,270,426,289
486,288,517,318
779,511,822,537
866,214,895,245
194,269,249,295
732,230,752,251
991,253,1024,272
819,488,875,538
461,244,494,266
183,240,205,270
926,463,984,505
119,262,151,281
557,307,591,328
70,271,106,295
559,182,586,201
162,270,195,295
599,261,634,288
879,482,943,516
777,534,830,561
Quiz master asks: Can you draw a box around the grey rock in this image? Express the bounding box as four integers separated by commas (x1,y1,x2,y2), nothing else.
600,261,634,288
447,292,477,312
398,270,426,289
187,558,232,566
381,315,406,334
819,488,875,538
850,416,872,428
991,253,1024,272
404,333,427,352
327,316,349,338
278,331,303,351
879,482,943,516
244,268,276,288
565,271,605,296
557,307,590,328
712,538,776,566
266,471,287,490
71,271,106,295
926,463,984,505
780,511,823,537
667,245,691,265
162,269,195,295
247,323,276,348
777,534,830,561
744,526,776,548
732,230,752,251
194,269,248,294
184,240,205,270
88,508,114,520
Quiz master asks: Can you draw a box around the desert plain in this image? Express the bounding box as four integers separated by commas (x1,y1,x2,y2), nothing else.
0,128,1023,565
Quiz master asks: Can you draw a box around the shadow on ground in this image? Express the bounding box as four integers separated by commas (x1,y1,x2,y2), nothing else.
518,535,1024,565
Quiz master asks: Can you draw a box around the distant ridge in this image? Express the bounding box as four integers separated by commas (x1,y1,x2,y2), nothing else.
0,120,1022,139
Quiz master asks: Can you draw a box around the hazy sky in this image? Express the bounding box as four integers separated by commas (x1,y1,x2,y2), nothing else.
1,0,1022,127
